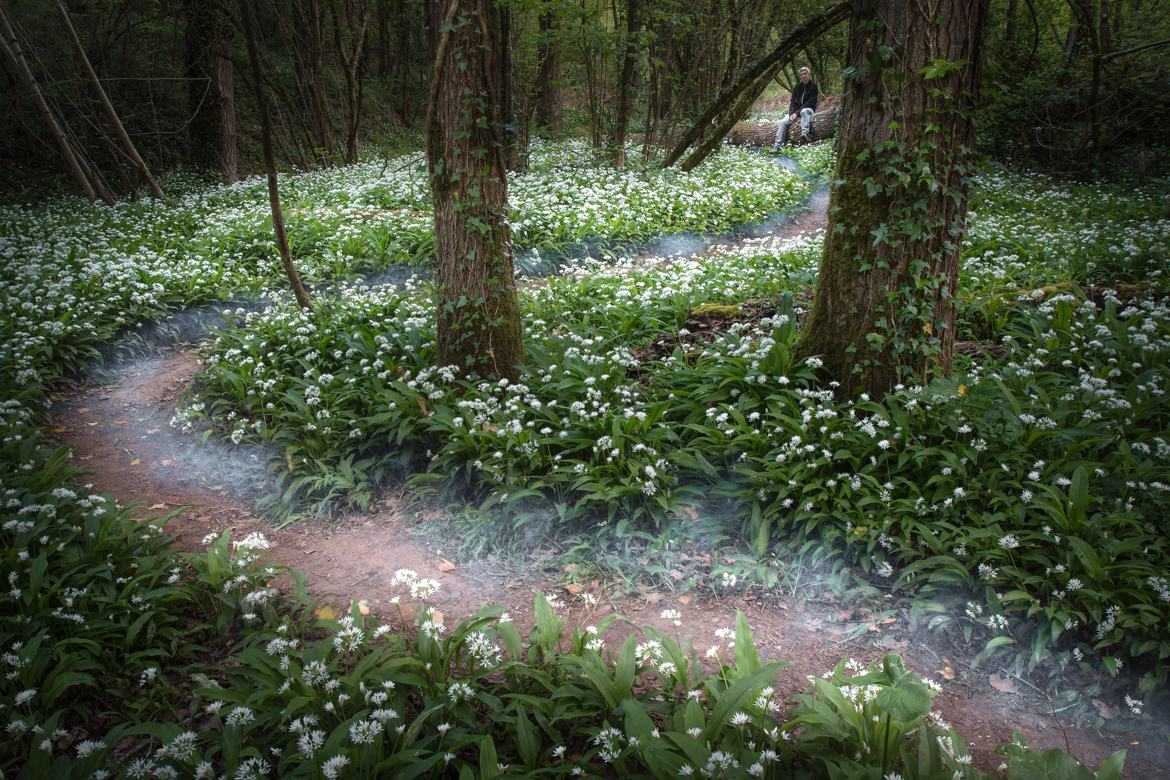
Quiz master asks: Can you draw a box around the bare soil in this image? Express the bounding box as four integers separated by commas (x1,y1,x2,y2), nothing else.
47,200,1168,778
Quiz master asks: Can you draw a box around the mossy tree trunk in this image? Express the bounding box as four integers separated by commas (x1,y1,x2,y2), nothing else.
427,0,523,381
799,0,989,397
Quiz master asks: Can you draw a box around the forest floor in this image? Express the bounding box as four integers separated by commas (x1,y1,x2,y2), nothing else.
47,175,1168,778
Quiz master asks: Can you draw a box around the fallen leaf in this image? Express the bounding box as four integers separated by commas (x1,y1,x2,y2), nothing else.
147,503,168,511
988,673,1019,694
482,422,498,432
677,594,693,606
643,592,663,605
416,397,430,416
940,666,957,681
113,419,129,426
357,600,371,616
1092,699,1119,719
562,563,578,574
564,583,583,595
129,458,141,466
836,608,855,621
429,609,444,625
315,604,339,621
668,569,684,582
436,559,456,572
52,426,67,433
87,421,99,427
880,616,897,625
675,505,701,520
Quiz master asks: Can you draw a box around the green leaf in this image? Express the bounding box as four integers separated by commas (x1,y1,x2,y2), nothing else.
977,635,1017,662
514,704,538,767
1069,465,1089,526
875,672,932,722
479,735,499,779
704,662,785,741
1094,749,1128,780
733,610,760,675
1005,744,1097,780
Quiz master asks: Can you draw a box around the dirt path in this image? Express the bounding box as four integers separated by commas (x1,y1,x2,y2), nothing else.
48,189,1167,778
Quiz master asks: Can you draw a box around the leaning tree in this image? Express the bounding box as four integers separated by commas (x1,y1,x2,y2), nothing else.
799,0,990,397
427,0,524,380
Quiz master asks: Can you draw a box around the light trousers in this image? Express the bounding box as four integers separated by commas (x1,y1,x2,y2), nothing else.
774,108,814,148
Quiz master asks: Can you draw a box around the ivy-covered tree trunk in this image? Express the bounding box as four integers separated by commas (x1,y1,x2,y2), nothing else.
427,0,523,380
799,0,990,397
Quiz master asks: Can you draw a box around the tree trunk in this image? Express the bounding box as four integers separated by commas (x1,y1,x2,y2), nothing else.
240,0,313,311
288,0,333,165
799,0,990,398
498,4,519,170
609,0,642,166
306,0,334,163
332,0,369,165
185,0,237,182
55,0,167,201
583,39,602,152
662,0,850,169
535,10,562,131
427,0,523,380
724,108,838,147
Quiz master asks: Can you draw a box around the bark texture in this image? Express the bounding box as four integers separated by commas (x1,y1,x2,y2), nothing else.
724,108,839,147
427,0,523,380
800,0,989,397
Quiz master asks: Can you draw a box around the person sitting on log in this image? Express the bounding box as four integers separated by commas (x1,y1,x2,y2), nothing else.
773,67,819,149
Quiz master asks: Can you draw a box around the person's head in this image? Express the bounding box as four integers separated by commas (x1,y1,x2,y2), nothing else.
799,67,811,84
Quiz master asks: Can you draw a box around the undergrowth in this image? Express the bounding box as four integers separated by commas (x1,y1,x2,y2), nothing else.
0,140,1162,776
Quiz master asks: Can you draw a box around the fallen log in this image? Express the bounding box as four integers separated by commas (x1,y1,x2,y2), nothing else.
726,107,839,148
664,0,851,170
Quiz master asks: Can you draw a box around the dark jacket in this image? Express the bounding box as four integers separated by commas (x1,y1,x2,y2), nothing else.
788,81,819,114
